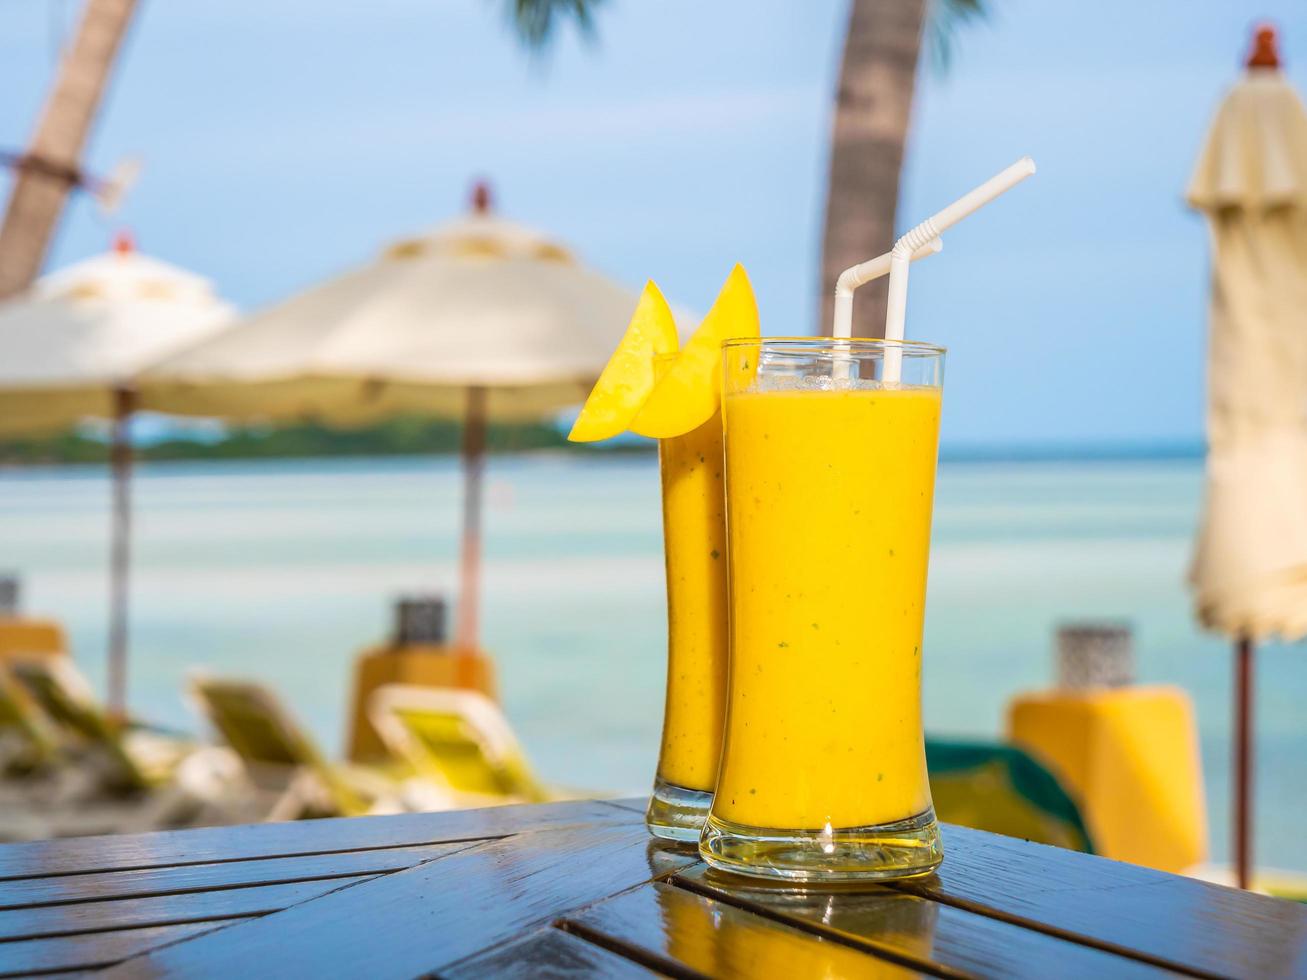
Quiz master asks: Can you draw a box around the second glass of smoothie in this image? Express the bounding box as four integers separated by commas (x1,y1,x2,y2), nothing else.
700,337,946,880
646,364,730,840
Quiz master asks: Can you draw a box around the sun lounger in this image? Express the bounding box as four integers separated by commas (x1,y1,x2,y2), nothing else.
187,675,408,820
926,737,1094,853
0,666,60,778
2,655,191,794
0,659,244,840
367,685,550,805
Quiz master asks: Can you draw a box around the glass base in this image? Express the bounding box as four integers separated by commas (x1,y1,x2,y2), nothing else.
646,776,714,842
699,806,943,882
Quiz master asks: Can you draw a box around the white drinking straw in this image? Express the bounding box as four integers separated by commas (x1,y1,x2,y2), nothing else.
832,238,942,340
881,156,1036,381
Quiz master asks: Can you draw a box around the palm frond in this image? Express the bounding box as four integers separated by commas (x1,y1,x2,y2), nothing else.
926,0,989,74
506,0,606,50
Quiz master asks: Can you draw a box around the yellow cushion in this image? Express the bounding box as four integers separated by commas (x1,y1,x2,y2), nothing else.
1007,686,1207,872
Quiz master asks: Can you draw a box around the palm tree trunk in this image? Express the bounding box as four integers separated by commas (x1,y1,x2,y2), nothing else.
0,0,139,300
819,0,927,337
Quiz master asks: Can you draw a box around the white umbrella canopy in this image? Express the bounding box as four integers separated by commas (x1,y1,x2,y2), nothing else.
1186,25,1307,889
0,232,236,716
137,184,671,650
138,199,644,424
0,233,235,434
1187,35,1307,640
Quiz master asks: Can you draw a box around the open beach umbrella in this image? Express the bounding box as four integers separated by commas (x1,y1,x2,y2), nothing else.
137,183,654,653
1186,25,1307,889
0,233,236,713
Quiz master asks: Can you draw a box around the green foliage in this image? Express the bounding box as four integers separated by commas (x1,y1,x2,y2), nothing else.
0,430,111,465
927,0,989,73
0,417,651,465
505,0,606,49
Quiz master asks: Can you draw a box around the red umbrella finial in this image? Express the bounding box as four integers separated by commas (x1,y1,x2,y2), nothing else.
112,229,135,254
470,179,493,214
1247,24,1281,69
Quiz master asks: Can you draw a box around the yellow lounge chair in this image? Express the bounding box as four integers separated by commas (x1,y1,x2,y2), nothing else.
0,659,239,839
188,676,403,820
367,685,550,805
5,655,175,792
0,666,58,774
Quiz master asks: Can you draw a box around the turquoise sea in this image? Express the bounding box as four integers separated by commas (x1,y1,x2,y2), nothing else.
1,454,1304,871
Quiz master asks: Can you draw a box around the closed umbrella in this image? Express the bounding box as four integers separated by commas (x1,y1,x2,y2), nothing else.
1186,25,1307,889
137,183,661,652
0,233,235,712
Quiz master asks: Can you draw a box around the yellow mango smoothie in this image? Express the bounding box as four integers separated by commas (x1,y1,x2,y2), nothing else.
712,379,942,836
566,268,757,841
565,267,758,841
654,411,729,795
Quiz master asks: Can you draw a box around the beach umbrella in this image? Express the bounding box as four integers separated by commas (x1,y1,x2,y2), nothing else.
0,232,236,713
1186,25,1307,889
137,182,652,653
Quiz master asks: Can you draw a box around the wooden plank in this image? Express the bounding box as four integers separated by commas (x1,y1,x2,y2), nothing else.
565,881,920,979
0,921,242,978
105,818,698,979
597,798,648,816
900,824,1307,979
0,876,375,943
0,799,625,882
444,925,667,979
673,866,1167,979
0,843,467,911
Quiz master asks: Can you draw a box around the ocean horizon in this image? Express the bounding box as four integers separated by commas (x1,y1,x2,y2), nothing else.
1,436,1209,470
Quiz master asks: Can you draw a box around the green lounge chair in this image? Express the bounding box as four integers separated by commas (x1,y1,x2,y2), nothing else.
927,737,1094,853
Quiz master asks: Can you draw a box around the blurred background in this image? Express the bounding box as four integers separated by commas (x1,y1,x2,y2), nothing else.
1,0,1305,878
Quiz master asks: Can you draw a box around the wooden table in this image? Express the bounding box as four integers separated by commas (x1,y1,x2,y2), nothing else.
1,798,1304,978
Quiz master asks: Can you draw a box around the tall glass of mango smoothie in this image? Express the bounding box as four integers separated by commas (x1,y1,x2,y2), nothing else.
565,269,757,843
646,357,729,841
700,337,946,881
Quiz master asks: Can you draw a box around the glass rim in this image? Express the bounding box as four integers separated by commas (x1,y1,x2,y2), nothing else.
721,336,946,356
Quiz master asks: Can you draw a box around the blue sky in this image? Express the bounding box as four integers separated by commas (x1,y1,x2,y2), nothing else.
2,0,1303,447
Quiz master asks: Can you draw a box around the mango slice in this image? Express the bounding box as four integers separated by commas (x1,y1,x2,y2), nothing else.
568,281,680,442
630,264,759,439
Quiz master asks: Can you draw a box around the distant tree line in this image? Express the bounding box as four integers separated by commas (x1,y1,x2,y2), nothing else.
0,417,650,465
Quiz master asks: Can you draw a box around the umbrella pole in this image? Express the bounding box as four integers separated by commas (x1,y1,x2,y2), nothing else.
107,385,136,719
455,386,488,653
1234,636,1254,889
